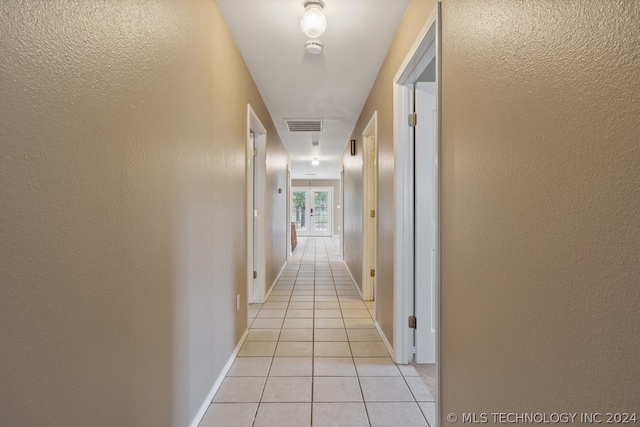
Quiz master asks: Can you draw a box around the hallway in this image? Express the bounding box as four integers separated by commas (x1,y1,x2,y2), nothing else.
199,237,435,427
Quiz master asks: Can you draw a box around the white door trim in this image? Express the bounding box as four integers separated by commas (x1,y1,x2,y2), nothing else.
392,2,441,423
247,104,267,304
286,167,292,258
392,0,441,410
414,82,437,363
392,80,416,365
393,4,440,365
340,167,345,259
362,112,378,301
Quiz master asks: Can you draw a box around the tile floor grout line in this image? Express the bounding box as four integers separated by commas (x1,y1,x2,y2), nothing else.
213,237,431,426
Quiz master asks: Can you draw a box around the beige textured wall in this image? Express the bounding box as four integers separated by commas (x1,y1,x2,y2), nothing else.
440,0,640,418
0,1,286,426
342,150,364,290
345,0,437,345
266,139,289,291
346,0,640,421
292,179,342,236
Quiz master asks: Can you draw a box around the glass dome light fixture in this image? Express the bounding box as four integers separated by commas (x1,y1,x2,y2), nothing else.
301,0,326,39
311,158,320,166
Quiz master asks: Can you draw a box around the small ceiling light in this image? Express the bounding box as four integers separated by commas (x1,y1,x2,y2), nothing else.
305,39,323,54
312,140,319,147
301,0,326,39
311,158,320,166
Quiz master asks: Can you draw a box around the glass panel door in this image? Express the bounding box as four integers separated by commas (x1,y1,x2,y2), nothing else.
291,188,332,236
312,190,330,234
291,190,308,235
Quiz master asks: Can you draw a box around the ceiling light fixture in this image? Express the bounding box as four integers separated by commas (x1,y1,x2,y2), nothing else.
311,158,320,166
305,39,324,54
300,0,326,39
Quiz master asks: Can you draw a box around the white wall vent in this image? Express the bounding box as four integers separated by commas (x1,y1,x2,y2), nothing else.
285,119,323,132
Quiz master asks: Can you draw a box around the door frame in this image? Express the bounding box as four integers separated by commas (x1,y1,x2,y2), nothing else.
392,0,441,415
247,104,267,304
414,81,438,363
340,168,345,259
286,167,292,258
291,187,333,237
362,112,378,301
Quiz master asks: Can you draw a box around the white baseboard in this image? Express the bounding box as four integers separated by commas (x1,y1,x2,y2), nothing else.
264,262,287,301
189,328,250,427
343,261,364,300
375,320,395,360
342,260,393,360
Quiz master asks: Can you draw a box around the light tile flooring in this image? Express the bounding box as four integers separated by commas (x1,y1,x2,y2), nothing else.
200,237,435,427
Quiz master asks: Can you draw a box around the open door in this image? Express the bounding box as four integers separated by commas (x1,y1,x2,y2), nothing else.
392,3,441,424
247,105,267,304
362,113,378,302
393,3,440,365
414,79,437,363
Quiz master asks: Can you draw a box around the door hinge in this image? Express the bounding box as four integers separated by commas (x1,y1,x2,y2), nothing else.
408,315,417,329
253,148,258,157
408,112,417,127
370,269,375,277
370,209,375,218
253,271,257,279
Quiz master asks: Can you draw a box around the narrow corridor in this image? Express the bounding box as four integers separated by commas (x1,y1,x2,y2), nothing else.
199,237,435,427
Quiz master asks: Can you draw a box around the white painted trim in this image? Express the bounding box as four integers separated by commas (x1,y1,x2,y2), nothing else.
393,82,416,364
393,6,439,85
247,108,254,304
247,104,267,304
414,82,437,364
265,262,287,301
392,3,442,426
374,320,394,358
362,112,378,302
340,167,345,259
286,167,292,259
343,261,365,300
392,2,439,363
189,328,250,427
434,8,443,427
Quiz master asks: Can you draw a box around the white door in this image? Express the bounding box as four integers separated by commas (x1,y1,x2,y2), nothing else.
362,114,378,301
414,80,437,363
291,188,332,236
392,5,440,424
247,106,266,304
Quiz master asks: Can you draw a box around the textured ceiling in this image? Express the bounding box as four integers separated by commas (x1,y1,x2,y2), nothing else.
216,0,410,179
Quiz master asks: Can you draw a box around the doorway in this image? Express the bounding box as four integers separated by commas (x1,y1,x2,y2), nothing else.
291,188,333,237
247,105,267,304
414,78,437,363
392,2,441,424
362,112,378,302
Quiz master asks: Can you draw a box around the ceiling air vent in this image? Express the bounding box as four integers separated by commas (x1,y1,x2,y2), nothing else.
285,119,323,132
